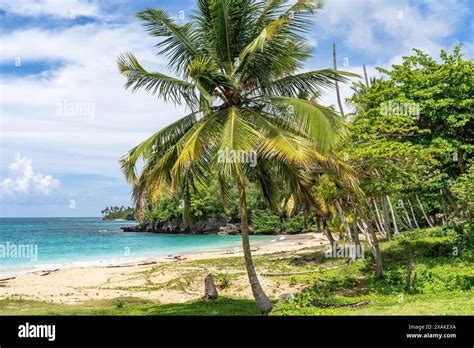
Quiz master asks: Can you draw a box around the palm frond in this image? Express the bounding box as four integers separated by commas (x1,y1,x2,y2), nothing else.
118,52,198,107
137,9,200,74
120,111,199,182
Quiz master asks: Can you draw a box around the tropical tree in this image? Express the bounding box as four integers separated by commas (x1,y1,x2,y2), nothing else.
118,0,356,314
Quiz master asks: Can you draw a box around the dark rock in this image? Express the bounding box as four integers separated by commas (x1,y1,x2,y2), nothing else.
218,223,240,235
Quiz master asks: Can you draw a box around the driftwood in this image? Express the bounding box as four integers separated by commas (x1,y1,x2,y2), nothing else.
0,277,16,282
261,270,320,277
165,255,187,261
40,269,59,276
312,301,372,308
138,261,158,266
105,264,136,268
202,273,218,301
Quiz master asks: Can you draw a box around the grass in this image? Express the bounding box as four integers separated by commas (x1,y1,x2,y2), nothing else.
271,226,474,315
0,297,260,316
1,226,472,316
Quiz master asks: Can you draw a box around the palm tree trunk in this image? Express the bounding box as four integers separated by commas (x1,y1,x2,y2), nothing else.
236,177,273,314
386,195,399,234
332,43,345,117
182,195,193,231
335,200,352,243
322,218,336,246
358,211,383,278
372,198,386,236
381,196,392,240
400,199,414,230
416,194,433,228
352,206,360,246
407,199,420,229
363,64,370,87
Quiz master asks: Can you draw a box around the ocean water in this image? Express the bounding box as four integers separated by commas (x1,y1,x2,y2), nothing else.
0,217,274,276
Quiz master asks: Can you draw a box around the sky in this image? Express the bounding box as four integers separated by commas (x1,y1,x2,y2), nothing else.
0,0,473,217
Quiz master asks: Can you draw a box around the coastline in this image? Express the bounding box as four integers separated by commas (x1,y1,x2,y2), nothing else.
0,232,329,304
0,233,276,278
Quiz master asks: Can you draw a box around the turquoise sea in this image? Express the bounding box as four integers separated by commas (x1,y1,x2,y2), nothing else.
0,218,274,276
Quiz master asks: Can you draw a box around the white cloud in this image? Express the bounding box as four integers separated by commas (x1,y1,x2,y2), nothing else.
0,21,185,178
0,153,60,198
0,0,100,18
316,0,469,59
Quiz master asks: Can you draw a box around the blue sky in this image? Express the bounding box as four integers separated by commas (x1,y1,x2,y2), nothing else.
0,0,473,217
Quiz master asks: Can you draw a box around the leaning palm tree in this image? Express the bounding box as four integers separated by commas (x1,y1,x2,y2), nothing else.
118,0,356,314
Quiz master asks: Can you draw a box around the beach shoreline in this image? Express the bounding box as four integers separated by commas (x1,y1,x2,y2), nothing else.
0,233,276,279
0,233,329,304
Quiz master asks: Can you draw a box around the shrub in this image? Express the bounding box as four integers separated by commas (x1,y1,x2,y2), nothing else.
281,213,305,234
214,273,232,289
250,209,281,234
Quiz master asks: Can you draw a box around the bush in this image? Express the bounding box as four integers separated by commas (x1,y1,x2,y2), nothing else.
281,213,305,234
214,274,232,290
146,198,181,224
251,209,281,234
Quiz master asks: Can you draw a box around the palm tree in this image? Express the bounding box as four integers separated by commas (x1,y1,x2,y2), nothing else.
118,0,356,314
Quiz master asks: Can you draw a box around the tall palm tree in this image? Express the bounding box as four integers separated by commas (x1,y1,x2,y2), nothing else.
118,0,356,314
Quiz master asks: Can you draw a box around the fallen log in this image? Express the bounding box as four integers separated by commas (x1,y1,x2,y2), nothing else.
312,300,372,308
261,270,320,277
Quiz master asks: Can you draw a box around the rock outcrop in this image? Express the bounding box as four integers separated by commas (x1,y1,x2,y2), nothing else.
121,217,242,235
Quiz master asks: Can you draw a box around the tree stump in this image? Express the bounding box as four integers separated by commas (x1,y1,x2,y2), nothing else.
203,273,218,301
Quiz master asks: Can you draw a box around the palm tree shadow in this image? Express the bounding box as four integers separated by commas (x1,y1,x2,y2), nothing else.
145,297,261,316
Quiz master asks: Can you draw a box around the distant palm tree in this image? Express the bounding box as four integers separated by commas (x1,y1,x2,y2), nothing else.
119,0,356,314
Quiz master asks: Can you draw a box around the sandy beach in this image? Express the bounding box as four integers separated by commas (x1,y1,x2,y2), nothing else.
0,233,330,304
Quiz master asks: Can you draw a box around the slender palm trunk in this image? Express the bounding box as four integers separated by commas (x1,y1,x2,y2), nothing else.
407,199,420,229
182,195,193,231
359,211,383,278
333,43,345,117
335,200,352,243
386,195,399,234
400,199,414,230
372,198,386,236
237,177,273,314
320,217,336,246
416,194,433,228
352,206,360,247
381,196,392,240
335,199,355,262
363,64,370,87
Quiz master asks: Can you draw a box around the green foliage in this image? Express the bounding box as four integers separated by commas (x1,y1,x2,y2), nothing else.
345,45,473,222
0,297,260,316
101,206,135,220
281,213,306,234
272,228,474,315
214,273,232,290
145,198,182,225
450,161,474,217
251,209,281,234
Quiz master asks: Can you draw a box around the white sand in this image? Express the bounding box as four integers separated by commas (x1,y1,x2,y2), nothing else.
0,233,330,304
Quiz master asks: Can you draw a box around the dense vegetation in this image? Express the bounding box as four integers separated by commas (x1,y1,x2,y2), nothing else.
101,206,135,220
116,0,473,314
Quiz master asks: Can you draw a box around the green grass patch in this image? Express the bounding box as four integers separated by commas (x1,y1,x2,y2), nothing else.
0,297,260,316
